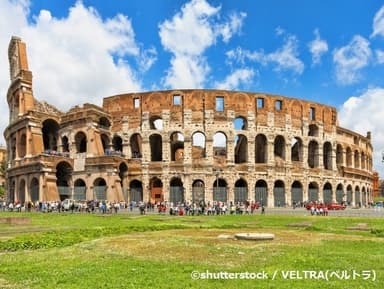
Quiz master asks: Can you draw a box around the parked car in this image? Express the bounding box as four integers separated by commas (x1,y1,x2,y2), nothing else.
327,203,346,210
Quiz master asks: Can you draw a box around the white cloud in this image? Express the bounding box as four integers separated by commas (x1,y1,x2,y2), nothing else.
333,35,371,85
267,34,304,74
338,87,384,177
214,68,255,90
308,29,328,65
371,5,384,38
225,33,304,75
375,49,384,64
159,0,245,88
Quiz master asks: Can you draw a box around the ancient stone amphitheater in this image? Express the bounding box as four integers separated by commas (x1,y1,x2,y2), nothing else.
5,37,373,207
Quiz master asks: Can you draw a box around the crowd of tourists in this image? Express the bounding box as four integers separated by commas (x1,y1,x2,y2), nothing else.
0,199,267,215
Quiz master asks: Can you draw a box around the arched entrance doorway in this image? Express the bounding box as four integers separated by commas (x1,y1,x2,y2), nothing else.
192,180,205,205
56,162,73,201
169,178,184,205
255,180,268,206
291,181,303,207
150,178,163,204
93,178,107,200
74,179,86,200
234,179,248,203
130,180,143,203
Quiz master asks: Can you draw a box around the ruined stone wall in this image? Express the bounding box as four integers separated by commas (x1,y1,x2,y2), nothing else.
103,89,373,207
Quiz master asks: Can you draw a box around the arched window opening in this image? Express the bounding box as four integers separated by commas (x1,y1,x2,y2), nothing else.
308,141,319,168
150,134,162,161
75,132,87,153
255,134,267,163
150,116,163,130
274,135,285,161
234,134,248,164
336,144,343,166
291,137,302,162
42,119,59,152
61,136,69,153
130,134,142,158
323,142,332,170
192,132,206,159
354,150,360,169
112,135,123,152
213,132,227,158
98,117,111,129
308,124,319,137
101,134,110,154
170,132,184,161
346,147,352,167
234,116,247,130
19,134,26,158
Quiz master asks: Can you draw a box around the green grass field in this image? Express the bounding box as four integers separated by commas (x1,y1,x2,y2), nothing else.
0,212,383,289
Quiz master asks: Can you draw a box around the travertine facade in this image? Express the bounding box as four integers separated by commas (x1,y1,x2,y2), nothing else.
4,37,374,207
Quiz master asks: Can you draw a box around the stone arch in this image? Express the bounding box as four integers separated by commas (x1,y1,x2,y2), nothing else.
346,185,353,205
346,147,352,167
273,180,285,207
308,124,319,137
323,182,332,204
169,177,184,205
98,117,111,129
150,177,163,203
56,161,73,200
130,133,142,158
308,140,319,168
192,180,205,204
75,131,87,153
42,119,59,151
323,142,332,170
355,186,361,207
234,178,248,203
170,132,184,161
192,132,206,159
18,179,26,204
30,178,39,202
213,132,227,158
291,181,303,206
18,133,26,158
73,179,86,200
213,178,227,202
291,137,303,162
308,182,319,202
100,133,110,154
234,134,248,164
336,183,344,203
274,135,286,161
149,134,162,161
149,115,163,130
61,136,69,153
255,180,268,206
336,144,343,166
130,180,143,203
112,135,123,152
93,178,107,201
255,134,267,163
354,150,360,169
234,116,247,130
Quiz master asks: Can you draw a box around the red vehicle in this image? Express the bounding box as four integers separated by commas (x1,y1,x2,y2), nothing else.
327,203,346,210
305,202,325,210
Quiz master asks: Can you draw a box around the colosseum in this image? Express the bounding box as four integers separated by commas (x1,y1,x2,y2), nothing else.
4,37,374,208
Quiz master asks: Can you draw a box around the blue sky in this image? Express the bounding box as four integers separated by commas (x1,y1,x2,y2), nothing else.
1,0,384,176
